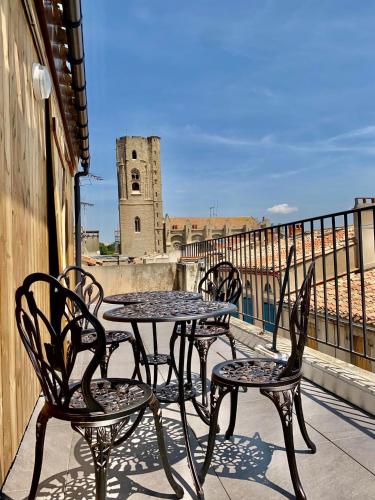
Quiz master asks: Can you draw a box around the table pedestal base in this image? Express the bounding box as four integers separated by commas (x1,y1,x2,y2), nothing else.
156,383,197,403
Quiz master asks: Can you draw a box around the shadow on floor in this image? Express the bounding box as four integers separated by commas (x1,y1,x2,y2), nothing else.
197,431,295,499
10,411,308,499
30,413,196,500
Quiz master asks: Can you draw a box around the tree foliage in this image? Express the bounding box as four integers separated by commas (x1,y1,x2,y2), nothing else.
99,242,116,255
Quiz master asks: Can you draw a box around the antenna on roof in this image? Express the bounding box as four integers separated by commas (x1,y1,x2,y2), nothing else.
88,173,103,181
81,201,94,208
210,201,218,217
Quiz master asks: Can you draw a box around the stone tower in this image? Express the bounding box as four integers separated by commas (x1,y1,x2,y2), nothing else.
116,135,164,256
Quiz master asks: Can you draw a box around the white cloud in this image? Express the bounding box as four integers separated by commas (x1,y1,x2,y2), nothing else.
267,167,308,179
267,203,298,215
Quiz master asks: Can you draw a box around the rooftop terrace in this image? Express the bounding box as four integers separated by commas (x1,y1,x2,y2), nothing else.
3,305,375,500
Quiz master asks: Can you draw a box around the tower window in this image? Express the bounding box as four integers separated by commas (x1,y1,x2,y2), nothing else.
192,224,198,229
155,192,157,197
131,169,140,192
131,169,140,181
134,217,141,233
132,150,137,159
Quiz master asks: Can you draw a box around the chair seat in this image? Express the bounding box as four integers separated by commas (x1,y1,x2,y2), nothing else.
67,378,153,422
177,323,229,338
82,328,134,345
212,358,296,387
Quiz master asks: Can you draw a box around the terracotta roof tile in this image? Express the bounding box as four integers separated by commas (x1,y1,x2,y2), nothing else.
205,226,355,271
314,269,375,326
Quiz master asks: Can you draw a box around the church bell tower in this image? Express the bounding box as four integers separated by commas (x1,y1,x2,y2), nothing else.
116,135,164,256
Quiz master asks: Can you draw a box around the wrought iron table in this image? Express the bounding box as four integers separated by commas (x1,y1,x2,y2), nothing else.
103,291,201,388
103,290,202,305
103,298,237,499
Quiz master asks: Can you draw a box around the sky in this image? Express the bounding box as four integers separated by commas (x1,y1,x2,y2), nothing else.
81,0,375,242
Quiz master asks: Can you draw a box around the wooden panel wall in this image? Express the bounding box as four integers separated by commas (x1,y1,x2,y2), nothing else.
0,0,75,485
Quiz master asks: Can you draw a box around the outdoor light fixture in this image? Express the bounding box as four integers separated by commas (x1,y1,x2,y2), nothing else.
32,63,52,100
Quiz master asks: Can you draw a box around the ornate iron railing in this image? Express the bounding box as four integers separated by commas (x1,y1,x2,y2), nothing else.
181,200,375,369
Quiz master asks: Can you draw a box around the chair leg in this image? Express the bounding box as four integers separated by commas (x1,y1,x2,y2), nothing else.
194,337,217,407
29,405,50,500
149,394,184,499
199,383,231,484
261,386,307,500
227,332,237,360
224,386,239,440
295,383,316,453
73,423,125,500
130,337,142,381
166,329,178,385
100,343,119,378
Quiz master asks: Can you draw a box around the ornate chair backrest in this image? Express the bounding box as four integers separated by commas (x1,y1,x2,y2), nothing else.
271,245,295,351
198,261,242,326
198,261,243,305
279,262,315,379
15,273,106,413
58,266,104,328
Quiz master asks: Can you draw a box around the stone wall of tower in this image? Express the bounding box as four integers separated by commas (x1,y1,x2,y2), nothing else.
117,135,164,256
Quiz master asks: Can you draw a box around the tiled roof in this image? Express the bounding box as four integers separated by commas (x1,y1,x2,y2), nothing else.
211,226,356,271
266,227,355,270
168,216,259,230
313,269,375,327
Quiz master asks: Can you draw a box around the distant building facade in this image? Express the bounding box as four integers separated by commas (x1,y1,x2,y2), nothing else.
164,216,262,251
82,230,100,256
117,136,164,256
117,135,265,256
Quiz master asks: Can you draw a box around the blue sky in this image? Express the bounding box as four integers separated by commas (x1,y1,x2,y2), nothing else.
81,0,375,242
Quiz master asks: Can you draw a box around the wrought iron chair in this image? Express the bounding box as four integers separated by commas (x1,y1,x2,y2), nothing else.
15,273,184,500
199,263,316,500
58,266,139,379
166,261,242,408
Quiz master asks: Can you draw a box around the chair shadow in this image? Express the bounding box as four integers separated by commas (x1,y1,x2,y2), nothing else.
30,413,196,499
196,431,295,499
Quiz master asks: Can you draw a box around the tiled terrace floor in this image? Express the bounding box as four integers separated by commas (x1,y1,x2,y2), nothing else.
2,306,375,499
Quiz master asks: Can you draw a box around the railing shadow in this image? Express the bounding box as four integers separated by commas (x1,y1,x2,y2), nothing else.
301,380,375,439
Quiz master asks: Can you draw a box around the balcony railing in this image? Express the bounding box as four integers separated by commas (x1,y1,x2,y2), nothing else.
181,201,375,371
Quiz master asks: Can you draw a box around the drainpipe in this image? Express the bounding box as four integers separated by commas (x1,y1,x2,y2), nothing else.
74,168,88,269
62,0,90,269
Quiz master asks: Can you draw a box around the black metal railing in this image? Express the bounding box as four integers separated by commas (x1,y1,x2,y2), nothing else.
182,201,375,369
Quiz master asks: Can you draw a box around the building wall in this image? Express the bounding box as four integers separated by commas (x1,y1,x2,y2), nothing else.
82,230,100,256
0,0,76,485
85,263,179,296
117,136,164,256
165,216,263,250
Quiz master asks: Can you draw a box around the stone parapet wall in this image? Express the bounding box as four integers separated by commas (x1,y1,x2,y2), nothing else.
84,262,179,296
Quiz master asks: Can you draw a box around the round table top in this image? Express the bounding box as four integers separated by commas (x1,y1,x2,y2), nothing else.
103,290,202,305
103,298,237,323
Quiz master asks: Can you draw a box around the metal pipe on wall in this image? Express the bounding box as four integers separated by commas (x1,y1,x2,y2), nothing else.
62,0,90,268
